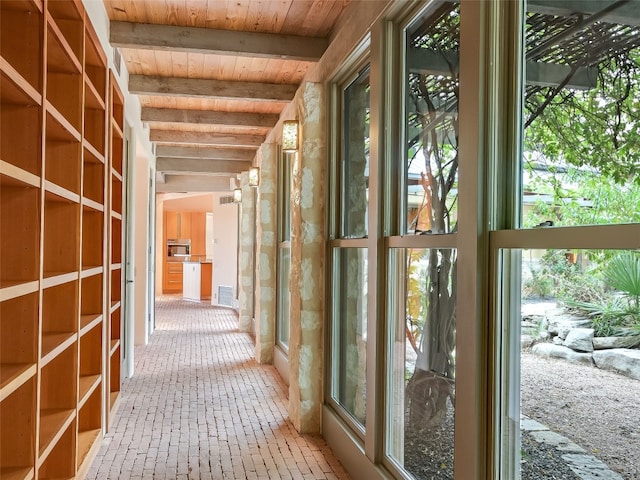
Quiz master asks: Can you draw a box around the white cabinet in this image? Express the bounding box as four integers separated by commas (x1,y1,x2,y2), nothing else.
183,262,201,301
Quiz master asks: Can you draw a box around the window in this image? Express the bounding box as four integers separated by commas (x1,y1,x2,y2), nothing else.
493,2,640,479
341,66,371,238
383,5,460,478
386,247,457,476
276,149,292,350
329,59,371,432
402,4,459,236
332,247,368,425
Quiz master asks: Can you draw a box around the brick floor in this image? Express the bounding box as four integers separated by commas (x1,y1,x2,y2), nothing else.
86,296,350,480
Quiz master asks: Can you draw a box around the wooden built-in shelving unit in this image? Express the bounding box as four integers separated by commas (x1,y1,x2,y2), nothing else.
0,1,123,477
107,71,124,426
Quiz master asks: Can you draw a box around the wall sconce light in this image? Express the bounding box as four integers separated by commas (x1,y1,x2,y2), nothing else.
248,166,260,187
282,120,299,152
233,188,242,203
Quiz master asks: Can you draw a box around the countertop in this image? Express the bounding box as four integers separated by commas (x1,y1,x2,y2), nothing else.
167,257,212,263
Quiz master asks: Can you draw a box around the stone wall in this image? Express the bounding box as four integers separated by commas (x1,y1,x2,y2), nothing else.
255,143,277,364
288,82,326,433
238,171,255,334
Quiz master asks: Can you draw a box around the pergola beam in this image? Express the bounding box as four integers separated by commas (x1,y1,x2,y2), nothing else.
527,0,640,27
156,145,255,161
130,75,297,102
110,21,328,61
156,174,235,193
150,129,264,147
408,48,598,90
141,107,278,128
156,157,251,175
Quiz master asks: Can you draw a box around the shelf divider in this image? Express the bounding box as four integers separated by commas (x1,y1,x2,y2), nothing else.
0,280,39,303
37,409,75,463
78,375,100,408
0,363,36,402
0,466,34,480
40,333,76,367
46,16,82,74
0,56,42,105
0,160,40,188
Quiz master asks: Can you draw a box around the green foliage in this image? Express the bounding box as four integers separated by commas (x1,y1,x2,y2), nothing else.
406,249,429,353
523,167,640,229
523,268,554,298
525,53,640,186
564,253,640,336
568,297,631,336
604,253,640,307
523,250,606,303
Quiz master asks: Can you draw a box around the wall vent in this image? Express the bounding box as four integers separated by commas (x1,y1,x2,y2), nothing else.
113,48,122,76
220,195,234,205
218,286,234,307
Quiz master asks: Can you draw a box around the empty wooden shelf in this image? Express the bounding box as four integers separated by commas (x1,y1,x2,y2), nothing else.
0,2,124,476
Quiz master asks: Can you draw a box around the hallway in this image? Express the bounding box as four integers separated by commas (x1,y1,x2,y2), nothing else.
86,297,350,480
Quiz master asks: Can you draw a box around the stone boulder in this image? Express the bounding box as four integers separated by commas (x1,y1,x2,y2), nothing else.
521,334,535,349
593,336,638,350
532,343,593,365
563,328,594,353
592,349,640,380
546,311,592,340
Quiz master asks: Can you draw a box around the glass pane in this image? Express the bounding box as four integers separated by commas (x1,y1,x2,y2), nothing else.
280,152,292,242
276,247,290,349
404,4,460,235
340,66,370,238
387,248,457,479
502,248,640,480
331,247,368,426
521,4,640,228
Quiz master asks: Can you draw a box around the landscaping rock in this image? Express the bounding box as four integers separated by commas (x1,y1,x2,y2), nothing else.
561,454,624,480
530,430,585,453
532,343,593,365
592,349,640,380
522,334,535,349
563,328,594,353
593,336,637,350
547,312,592,340
520,416,548,432
537,330,551,342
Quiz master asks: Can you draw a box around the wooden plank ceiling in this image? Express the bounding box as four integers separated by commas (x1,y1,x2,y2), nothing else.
103,0,350,193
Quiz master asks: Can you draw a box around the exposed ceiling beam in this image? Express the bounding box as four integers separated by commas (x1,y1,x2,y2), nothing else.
408,48,598,90
150,130,263,147
527,0,640,27
110,21,329,62
130,75,297,102
156,174,235,193
157,158,251,175
156,145,255,161
141,107,278,128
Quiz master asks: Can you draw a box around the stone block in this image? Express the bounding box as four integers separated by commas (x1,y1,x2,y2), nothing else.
593,336,638,350
547,311,592,340
532,343,593,365
561,454,624,480
563,328,594,352
592,348,640,380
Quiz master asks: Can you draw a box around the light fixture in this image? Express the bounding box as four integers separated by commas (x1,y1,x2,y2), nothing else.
248,166,260,187
282,120,299,152
233,188,242,203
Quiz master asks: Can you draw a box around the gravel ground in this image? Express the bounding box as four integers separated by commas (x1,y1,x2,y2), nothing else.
521,432,580,480
522,352,640,479
401,352,639,479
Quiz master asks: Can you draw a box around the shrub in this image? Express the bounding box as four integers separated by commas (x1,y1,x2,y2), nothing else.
565,253,640,337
